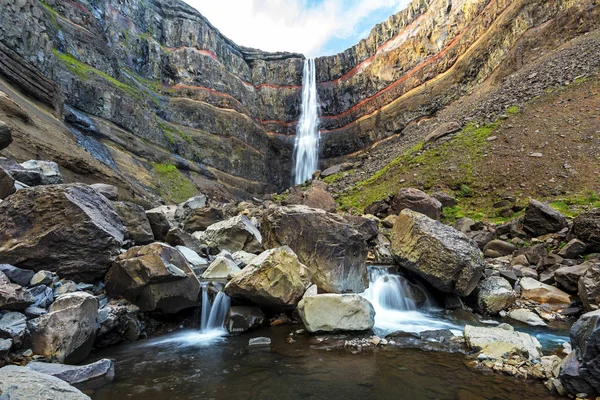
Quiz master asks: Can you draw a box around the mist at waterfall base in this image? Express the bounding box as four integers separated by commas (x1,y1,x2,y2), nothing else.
293,58,320,185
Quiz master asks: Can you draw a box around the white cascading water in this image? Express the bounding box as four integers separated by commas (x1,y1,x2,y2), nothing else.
293,58,320,185
363,266,461,335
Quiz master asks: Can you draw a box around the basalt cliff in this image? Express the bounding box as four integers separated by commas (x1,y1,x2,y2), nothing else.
0,0,598,202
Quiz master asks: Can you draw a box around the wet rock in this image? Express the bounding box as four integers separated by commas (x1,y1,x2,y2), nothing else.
0,264,34,287
523,199,568,237
28,292,98,363
225,306,265,333
96,302,143,348
106,243,200,314
202,256,241,279
248,337,271,347
262,205,368,293
297,294,375,332
555,262,594,293
195,215,262,253
578,263,600,311
0,365,91,399
114,201,154,245
558,239,588,259
182,206,224,233
508,308,547,327
571,209,600,252
463,324,542,360
476,276,516,314
0,272,34,310
390,188,442,220
145,205,177,241
519,277,571,310
483,240,517,258
0,184,125,282
90,183,118,201
0,166,15,199
0,121,12,150
26,359,115,389
175,195,208,221
225,246,311,309
0,311,27,346
391,209,484,296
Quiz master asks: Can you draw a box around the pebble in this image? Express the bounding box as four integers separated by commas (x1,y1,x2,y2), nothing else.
248,337,271,347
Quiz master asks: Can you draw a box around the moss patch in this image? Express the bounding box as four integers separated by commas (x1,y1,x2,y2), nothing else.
151,163,198,203
157,120,192,144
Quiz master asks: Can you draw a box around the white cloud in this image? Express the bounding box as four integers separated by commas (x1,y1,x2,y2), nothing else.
183,0,411,57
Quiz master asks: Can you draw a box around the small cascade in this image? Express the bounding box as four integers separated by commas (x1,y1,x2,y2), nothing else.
293,58,320,185
200,282,230,333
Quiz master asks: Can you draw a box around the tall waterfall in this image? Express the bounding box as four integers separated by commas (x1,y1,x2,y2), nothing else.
293,58,320,185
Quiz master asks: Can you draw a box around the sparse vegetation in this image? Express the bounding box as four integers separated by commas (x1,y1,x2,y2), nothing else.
152,163,198,203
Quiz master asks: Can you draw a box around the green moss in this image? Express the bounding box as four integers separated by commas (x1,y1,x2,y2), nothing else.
506,105,519,115
549,191,600,218
151,163,198,203
322,169,354,185
39,1,59,28
157,120,192,144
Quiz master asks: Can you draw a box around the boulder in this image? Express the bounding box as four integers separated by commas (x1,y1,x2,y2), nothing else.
0,264,34,287
165,227,205,254
320,162,352,177
483,240,517,258
297,294,375,332
571,209,600,252
454,217,476,233
560,352,597,396
579,263,600,311
106,243,201,313
175,195,208,221
0,338,11,359
202,256,241,279
28,284,54,308
390,188,442,220
145,205,177,241
28,292,98,363
0,272,34,310
176,246,208,269
182,206,224,233
195,215,262,253
224,247,311,309
555,262,594,293
26,359,114,389
519,277,571,310
424,121,461,143
467,230,495,250
364,199,390,218
114,201,154,245
463,324,542,360
90,183,119,201
0,184,125,282
514,244,548,265
0,159,63,187
508,308,547,327
0,365,91,399
0,311,27,346
231,251,257,268
432,192,458,208
390,209,484,296
559,239,588,259
475,276,516,314
302,181,336,212
96,302,143,348
563,310,600,396
0,121,12,150
262,205,368,293
30,270,55,286
0,166,15,199
523,199,568,237
225,306,265,333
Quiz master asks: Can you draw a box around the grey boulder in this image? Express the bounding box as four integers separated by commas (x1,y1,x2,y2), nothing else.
0,365,91,399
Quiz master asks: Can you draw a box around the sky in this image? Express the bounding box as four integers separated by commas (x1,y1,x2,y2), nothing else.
183,0,412,57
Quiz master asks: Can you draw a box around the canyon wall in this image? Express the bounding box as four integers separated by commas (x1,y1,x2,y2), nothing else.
0,0,598,197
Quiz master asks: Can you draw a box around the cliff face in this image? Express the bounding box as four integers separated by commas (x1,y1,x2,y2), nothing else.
0,0,598,197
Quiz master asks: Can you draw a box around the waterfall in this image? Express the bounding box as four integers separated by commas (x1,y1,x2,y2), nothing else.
293,58,320,185
200,282,231,332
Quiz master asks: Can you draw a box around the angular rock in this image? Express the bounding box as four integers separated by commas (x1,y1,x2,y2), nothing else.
467,230,496,250
225,306,265,333
523,199,568,237
560,352,597,396
28,284,53,308
30,270,55,286
176,246,208,269
0,272,33,310
564,310,600,396
483,240,517,258
555,262,594,293
424,121,461,143
224,246,311,309
571,209,600,253
302,181,336,212
390,188,442,220
391,209,484,296
114,201,154,245
519,277,571,310
579,263,600,311
514,244,548,265
165,227,205,255
0,264,34,287
0,184,125,282
0,338,11,359
175,195,208,221
454,217,476,233
0,166,16,199
463,324,542,359
432,192,458,208
559,239,588,259
90,183,119,201
54,280,79,297
202,255,241,279
476,276,516,314
364,199,390,219
195,215,262,253
297,294,375,332
182,206,224,233
26,359,115,389
106,243,200,313
28,292,98,363
96,302,143,348
0,120,12,150
0,311,27,346
0,365,91,399
231,251,257,268
508,308,547,327
145,205,177,241
262,205,368,293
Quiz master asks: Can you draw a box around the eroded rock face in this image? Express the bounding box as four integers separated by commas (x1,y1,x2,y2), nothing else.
106,243,200,313
390,209,484,296
0,184,124,282
28,292,98,364
262,205,368,293
195,215,262,253
297,294,375,332
390,188,442,220
0,365,91,399
224,247,311,309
